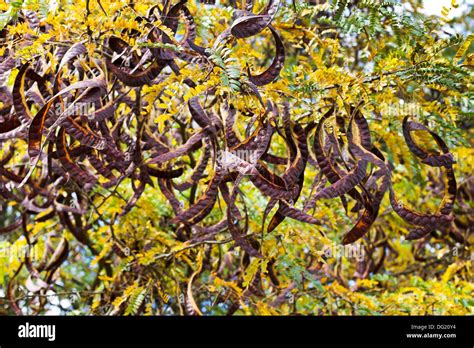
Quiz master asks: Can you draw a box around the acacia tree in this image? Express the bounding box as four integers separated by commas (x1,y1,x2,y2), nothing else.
0,0,472,315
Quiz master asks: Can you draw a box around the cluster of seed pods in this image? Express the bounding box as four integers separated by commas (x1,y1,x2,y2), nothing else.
0,0,458,305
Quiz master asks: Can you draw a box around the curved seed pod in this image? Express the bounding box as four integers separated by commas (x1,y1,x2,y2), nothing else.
256,162,286,187
0,145,15,165
0,122,25,140
393,117,457,238
253,121,275,160
249,26,285,86
108,35,132,55
406,226,433,240
61,117,106,150
100,146,127,174
0,165,23,183
277,200,319,225
56,128,97,186
245,0,255,11
219,181,241,217
58,42,87,72
403,117,455,168
189,219,229,243
372,172,390,210
229,121,274,167
120,177,146,216
207,111,223,132
28,99,54,161
0,219,22,235
181,6,197,43
439,167,457,215
227,175,263,258
249,172,297,200
147,130,206,164
389,186,454,227
231,0,281,38
219,149,259,175
186,254,203,316
347,131,388,196
143,130,170,153
241,80,265,108
342,202,377,245
0,86,13,106
313,106,344,183
172,170,222,224
330,106,386,244
108,36,141,68
341,111,389,244
224,103,240,148
324,126,344,163
53,45,69,64
282,122,308,187
262,197,278,230
352,107,372,150
174,142,210,191
106,59,165,87
421,153,456,167
268,119,309,232
261,153,287,165
87,101,116,122
402,117,427,160
7,264,24,315
0,4,465,290
57,211,91,246
314,160,368,200
157,178,183,214
147,166,184,179
188,97,214,130
53,43,90,95
180,8,208,57
231,15,271,39
23,10,40,29
349,142,387,172
347,111,388,172
0,55,15,77
25,69,53,99
13,62,34,126
313,106,364,204
186,192,219,225
25,89,45,107
25,274,49,293
44,237,69,272
163,0,188,34
87,153,116,180
230,123,261,153
28,78,107,161
282,102,297,160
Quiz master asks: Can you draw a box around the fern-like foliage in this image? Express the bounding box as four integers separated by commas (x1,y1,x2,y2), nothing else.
206,44,241,92
396,62,470,92
125,287,146,316
334,0,349,21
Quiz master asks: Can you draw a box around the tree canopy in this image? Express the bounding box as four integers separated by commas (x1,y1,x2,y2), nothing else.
0,0,472,315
